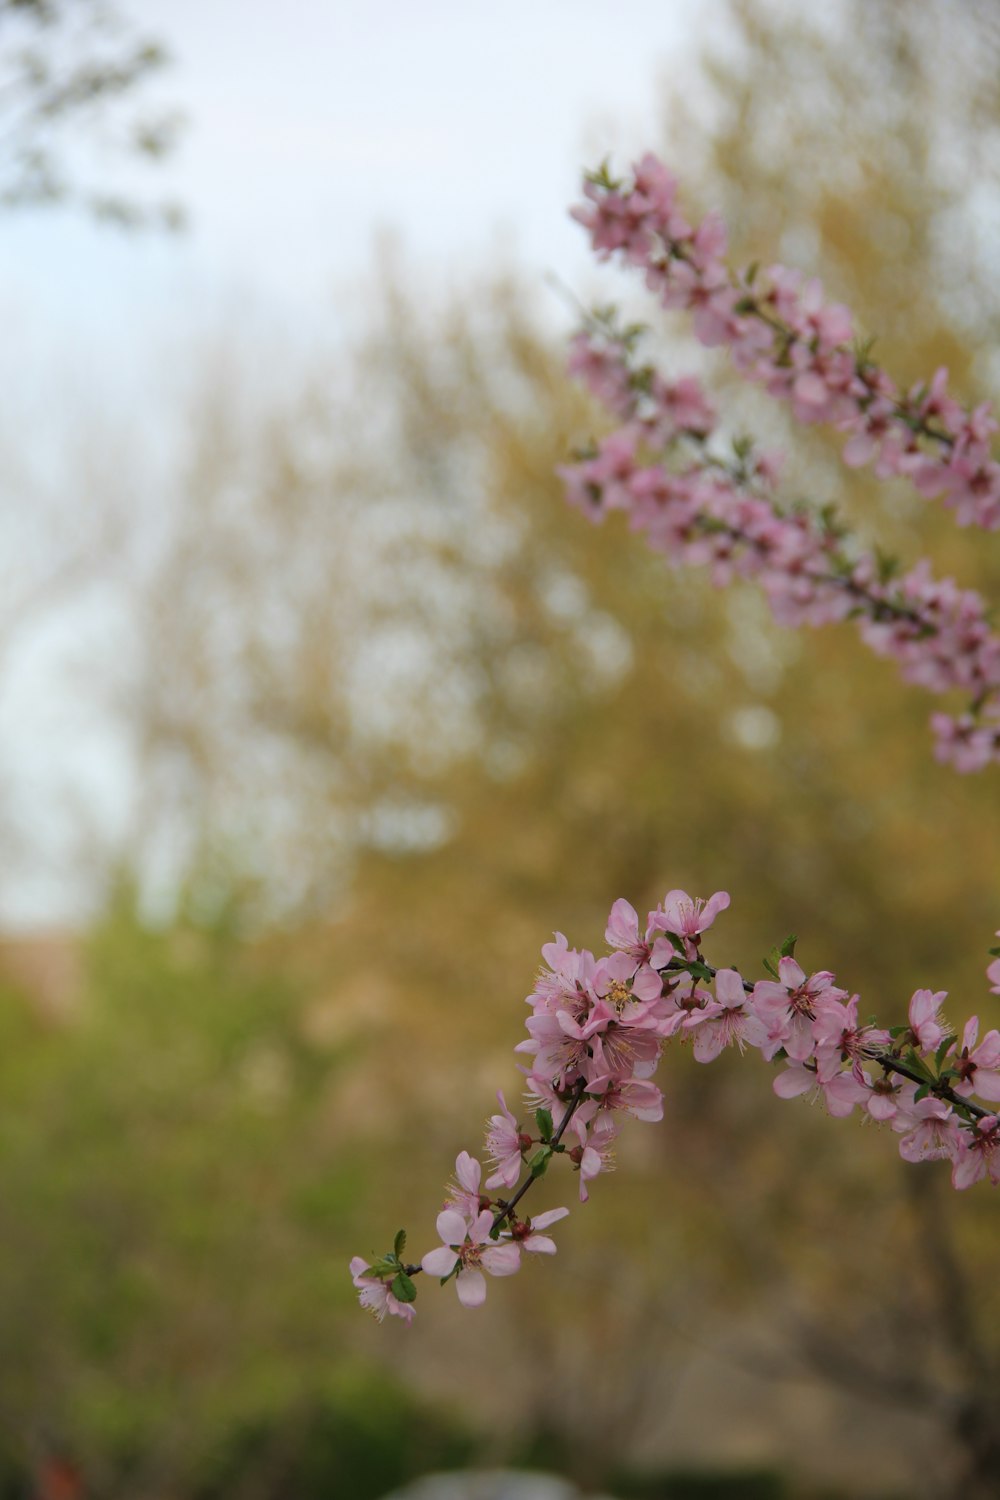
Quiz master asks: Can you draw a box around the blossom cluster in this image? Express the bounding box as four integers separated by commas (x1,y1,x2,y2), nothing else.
572,155,1000,531
559,321,1000,771
351,893,1000,1323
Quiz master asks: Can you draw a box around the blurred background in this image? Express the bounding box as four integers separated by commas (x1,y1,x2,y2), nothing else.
2,2,1000,1497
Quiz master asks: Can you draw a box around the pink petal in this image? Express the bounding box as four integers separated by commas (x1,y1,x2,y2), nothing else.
468,1208,495,1245
454,1151,481,1195
773,1065,814,1099
522,1234,558,1254
693,1023,726,1063
971,1071,1000,1102
700,890,731,926
714,967,745,1008
632,964,663,1001
606,897,640,949
529,1207,570,1231
456,1268,487,1307
435,1209,468,1247
421,1246,459,1277
481,1242,521,1276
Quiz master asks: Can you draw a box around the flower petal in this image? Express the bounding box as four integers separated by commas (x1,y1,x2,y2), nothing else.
481,1242,521,1277
421,1246,459,1277
456,1268,487,1307
435,1209,468,1247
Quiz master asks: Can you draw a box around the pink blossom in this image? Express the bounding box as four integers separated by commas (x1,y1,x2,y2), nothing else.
484,1093,530,1191
988,936,1000,996
605,897,653,962
907,988,949,1053
577,1072,664,1122
421,1208,521,1307
951,1018,1000,1101
445,1151,489,1218
893,1093,961,1163
569,1114,617,1201
951,1115,1000,1189
751,959,847,1062
652,888,730,951
812,994,890,1083
509,1206,570,1254
771,1058,870,1117
685,967,764,1062
349,1257,416,1326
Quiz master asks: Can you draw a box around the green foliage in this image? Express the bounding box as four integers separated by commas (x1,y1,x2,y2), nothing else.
190,1374,475,1500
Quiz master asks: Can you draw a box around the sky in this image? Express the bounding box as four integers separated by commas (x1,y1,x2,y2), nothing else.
0,0,729,926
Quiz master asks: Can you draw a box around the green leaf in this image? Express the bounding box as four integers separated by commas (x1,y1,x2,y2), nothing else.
584,158,621,191
685,960,713,983
935,1036,956,1068
989,946,1000,958
913,1082,931,1103
535,1108,554,1143
779,934,798,959
762,943,786,979
391,1272,417,1303
875,547,900,585
529,1147,552,1178
393,1228,407,1260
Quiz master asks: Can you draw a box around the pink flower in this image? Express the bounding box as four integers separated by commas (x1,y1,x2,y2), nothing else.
444,1151,489,1218
569,1114,617,1201
951,1018,1000,1101
509,1206,570,1254
349,1257,415,1325
751,959,847,1062
577,1073,664,1122
484,1093,530,1191
605,898,652,961
893,1093,960,1163
907,989,949,1053
685,967,764,1062
951,1116,1000,1189
420,1208,521,1308
812,994,890,1083
771,1059,870,1117
528,932,597,1013
988,937,1000,996
651,888,730,952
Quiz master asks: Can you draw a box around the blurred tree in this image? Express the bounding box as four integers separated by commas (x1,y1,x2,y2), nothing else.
5,1,1000,1496
0,0,183,227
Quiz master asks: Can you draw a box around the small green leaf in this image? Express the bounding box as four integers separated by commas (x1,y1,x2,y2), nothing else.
779,934,798,959
391,1272,417,1303
935,1036,956,1068
889,1024,908,1038
393,1228,407,1260
535,1108,554,1142
913,1082,931,1103
529,1147,553,1178
989,946,1000,958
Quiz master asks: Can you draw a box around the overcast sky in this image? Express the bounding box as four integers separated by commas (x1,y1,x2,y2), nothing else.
0,0,728,926
0,0,717,388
